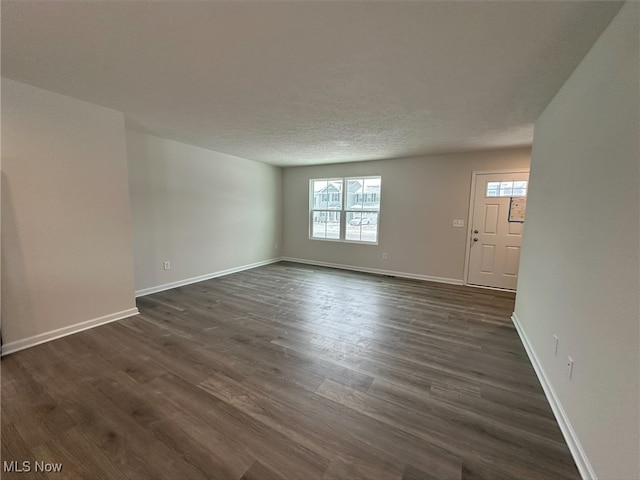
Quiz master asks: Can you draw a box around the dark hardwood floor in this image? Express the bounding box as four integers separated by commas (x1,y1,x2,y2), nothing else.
1,261,580,479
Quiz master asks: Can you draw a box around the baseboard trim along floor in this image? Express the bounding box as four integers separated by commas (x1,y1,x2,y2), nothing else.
1,307,140,356
512,312,595,480
135,258,283,298
282,257,463,286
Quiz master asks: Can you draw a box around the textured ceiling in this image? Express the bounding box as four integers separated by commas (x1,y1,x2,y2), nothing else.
1,1,623,166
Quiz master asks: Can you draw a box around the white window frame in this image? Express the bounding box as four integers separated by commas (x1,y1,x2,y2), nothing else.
309,176,381,244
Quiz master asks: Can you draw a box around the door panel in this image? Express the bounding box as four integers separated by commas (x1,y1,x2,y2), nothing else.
483,204,499,234
508,222,523,235
504,247,521,276
467,172,529,290
480,245,495,272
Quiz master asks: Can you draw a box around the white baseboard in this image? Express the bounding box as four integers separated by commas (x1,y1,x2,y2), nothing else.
1,307,140,357
282,257,463,286
135,257,283,297
466,283,515,293
511,312,596,480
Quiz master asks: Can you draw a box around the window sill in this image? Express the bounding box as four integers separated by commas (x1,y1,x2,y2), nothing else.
309,237,379,246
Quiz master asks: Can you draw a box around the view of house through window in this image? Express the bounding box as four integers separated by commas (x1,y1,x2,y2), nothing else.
486,180,528,197
310,176,381,243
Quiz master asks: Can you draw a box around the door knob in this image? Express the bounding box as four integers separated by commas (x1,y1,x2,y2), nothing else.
473,238,478,242
474,229,479,234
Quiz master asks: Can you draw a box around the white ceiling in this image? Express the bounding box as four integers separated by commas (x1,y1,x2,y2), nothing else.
2,1,623,167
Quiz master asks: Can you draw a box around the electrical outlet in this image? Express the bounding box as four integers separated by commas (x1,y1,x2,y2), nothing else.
566,356,574,379
163,261,171,270
552,335,558,356
275,243,279,250
382,252,388,260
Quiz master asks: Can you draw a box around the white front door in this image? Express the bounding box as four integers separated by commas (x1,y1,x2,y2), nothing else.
467,172,529,290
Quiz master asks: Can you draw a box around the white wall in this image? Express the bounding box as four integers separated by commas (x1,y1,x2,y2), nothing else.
127,131,283,294
513,3,639,479
1,78,138,353
282,148,530,282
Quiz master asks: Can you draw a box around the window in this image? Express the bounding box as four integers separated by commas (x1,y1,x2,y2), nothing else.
310,176,381,243
486,180,528,197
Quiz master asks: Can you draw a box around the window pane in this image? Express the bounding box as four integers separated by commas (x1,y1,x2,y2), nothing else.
486,181,499,197
363,178,381,210
328,180,343,210
311,211,340,239
346,212,378,243
313,180,328,209
513,181,528,196
499,181,513,196
346,179,363,210
312,179,342,210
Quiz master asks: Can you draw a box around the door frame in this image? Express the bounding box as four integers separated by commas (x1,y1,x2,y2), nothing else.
463,168,530,290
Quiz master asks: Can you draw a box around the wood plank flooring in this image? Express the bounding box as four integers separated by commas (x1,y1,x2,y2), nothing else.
1,261,580,479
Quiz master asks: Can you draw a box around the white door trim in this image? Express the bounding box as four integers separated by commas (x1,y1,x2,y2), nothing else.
463,169,530,289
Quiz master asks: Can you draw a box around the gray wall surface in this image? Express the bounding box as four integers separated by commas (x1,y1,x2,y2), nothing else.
514,3,639,478
2,78,137,349
127,131,283,293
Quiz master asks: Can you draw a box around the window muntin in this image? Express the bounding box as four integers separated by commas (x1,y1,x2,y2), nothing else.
310,176,381,244
486,180,528,197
